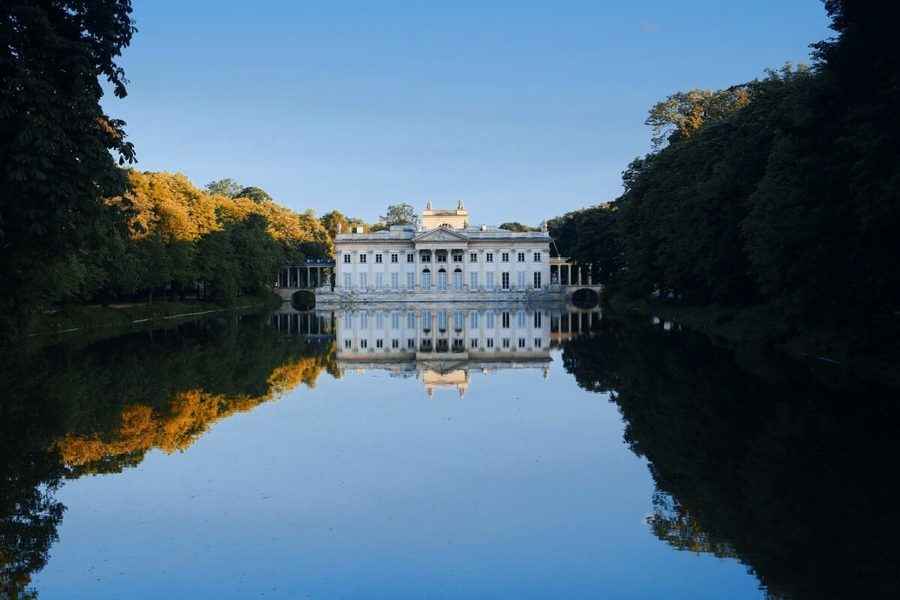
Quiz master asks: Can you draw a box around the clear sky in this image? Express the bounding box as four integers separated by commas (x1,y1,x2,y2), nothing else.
106,1,832,226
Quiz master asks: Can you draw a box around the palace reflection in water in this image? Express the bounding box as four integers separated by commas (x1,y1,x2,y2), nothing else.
2,303,898,599
271,303,601,396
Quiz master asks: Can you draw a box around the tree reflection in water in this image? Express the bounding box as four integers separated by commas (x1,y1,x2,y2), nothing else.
561,318,900,600
0,313,337,598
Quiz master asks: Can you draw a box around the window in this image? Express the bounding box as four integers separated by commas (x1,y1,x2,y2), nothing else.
407,338,415,349
453,311,464,330
407,312,416,329
422,269,432,289
375,253,383,264
517,271,525,288
391,272,399,289
420,251,431,263
470,272,478,288
487,338,495,348
533,272,542,289
534,338,542,348
391,312,400,329
343,254,351,264
391,253,398,263
486,272,495,289
502,252,509,263
392,339,399,349
406,272,415,288
343,273,351,288
423,311,432,331
486,252,494,263
453,269,463,290
407,253,415,263
360,339,368,349
376,273,384,289
517,310,526,327
518,337,526,348
533,252,541,262
470,312,479,328
470,338,479,348
343,339,351,349
502,272,510,290
502,338,510,348
486,311,495,329
360,312,368,328
534,311,542,328
360,254,367,263
469,253,478,263
359,273,367,288
376,339,383,349
502,312,510,328
437,311,448,331
376,312,384,329
452,252,463,263
438,269,448,291
436,251,448,263
517,252,525,262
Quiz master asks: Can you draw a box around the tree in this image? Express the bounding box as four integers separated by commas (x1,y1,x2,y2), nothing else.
204,178,242,197
498,222,533,232
380,203,418,227
0,0,137,334
646,87,750,149
320,210,350,239
235,186,273,204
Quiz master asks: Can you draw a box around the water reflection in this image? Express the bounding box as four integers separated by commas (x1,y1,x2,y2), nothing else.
1,304,898,598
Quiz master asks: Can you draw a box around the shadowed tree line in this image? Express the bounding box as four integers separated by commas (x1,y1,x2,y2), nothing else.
561,319,900,599
0,312,338,597
550,1,899,346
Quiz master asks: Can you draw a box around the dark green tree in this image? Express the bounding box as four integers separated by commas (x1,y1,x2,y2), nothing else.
204,178,242,197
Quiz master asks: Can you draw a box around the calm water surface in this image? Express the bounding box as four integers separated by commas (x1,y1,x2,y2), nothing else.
1,303,897,599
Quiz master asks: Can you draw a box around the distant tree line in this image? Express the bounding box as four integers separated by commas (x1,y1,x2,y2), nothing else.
549,1,899,340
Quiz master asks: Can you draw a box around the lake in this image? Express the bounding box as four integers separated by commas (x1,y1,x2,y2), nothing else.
1,303,897,599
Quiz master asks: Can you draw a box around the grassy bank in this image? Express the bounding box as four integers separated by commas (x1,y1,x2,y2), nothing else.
606,293,900,389
25,292,283,338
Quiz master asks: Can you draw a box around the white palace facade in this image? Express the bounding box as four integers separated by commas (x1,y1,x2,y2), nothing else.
326,202,557,302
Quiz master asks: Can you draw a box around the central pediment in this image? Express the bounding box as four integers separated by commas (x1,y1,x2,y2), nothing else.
413,228,469,243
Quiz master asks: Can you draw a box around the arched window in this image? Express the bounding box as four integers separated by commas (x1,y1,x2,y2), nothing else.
421,268,432,289
437,268,448,291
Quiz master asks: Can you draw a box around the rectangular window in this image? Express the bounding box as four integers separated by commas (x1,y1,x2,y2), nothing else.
486,272,495,289
375,254,383,264
360,312,368,328
406,272,415,288
502,252,509,263
534,311,542,328
343,254,351,263
517,271,525,288
517,310,526,327
452,253,463,263
470,272,478,288
486,311,495,329
343,339,351,349
376,273,384,289
469,253,478,263
376,339,383,349
470,338,478,348
517,252,525,262
486,252,494,263
502,272,510,290
487,338,495,348
518,337,526,348
533,272,542,289
391,312,400,329
392,339,399,349
407,253,415,263
453,311,464,330
437,253,447,263
359,273,367,288
376,311,384,329
533,252,541,262
407,338,415,349
391,253,398,263
420,252,431,263
534,338,542,348
360,254,367,263
502,338,510,348
360,339,368,349
470,312,479,328
407,312,416,329
391,272,399,289
344,312,353,328
343,273,351,288
502,312,510,328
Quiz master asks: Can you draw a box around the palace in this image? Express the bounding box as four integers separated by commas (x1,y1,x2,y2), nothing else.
329,201,554,301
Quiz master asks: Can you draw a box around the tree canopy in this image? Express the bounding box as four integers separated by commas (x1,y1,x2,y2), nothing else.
380,203,418,227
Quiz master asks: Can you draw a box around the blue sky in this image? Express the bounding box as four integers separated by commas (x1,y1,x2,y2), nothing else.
106,1,832,225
